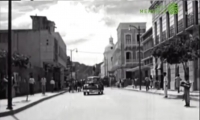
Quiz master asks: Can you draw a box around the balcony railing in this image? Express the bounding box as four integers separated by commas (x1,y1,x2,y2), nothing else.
143,48,153,59
161,30,166,41
169,26,175,38
126,59,138,63
177,19,184,33
187,14,194,28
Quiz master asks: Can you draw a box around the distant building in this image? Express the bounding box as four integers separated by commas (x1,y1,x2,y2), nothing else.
111,23,146,81
100,61,105,78
0,15,67,93
103,36,115,77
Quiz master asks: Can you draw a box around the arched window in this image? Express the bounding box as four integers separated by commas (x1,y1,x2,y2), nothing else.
125,34,131,44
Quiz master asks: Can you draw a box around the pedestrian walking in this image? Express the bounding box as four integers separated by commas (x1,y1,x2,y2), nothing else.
50,78,55,93
149,75,153,89
163,72,168,98
145,77,150,91
132,78,135,88
4,75,15,98
29,74,35,95
175,74,182,93
180,74,191,107
135,78,138,89
41,76,46,95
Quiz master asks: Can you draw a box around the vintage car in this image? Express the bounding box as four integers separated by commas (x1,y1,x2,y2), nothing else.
83,76,104,95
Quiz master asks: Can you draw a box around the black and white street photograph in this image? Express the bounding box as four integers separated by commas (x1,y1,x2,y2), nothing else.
0,0,199,120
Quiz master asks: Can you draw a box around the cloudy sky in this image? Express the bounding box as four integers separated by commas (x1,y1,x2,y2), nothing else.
0,0,152,66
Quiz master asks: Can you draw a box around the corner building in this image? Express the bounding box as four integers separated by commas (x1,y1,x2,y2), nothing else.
150,0,200,90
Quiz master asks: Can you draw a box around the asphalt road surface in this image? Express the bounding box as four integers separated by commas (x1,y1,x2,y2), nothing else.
1,88,199,120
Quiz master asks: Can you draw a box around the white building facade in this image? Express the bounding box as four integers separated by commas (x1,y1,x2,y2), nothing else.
103,37,115,77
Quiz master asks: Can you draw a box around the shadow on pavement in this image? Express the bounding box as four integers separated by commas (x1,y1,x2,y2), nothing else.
86,94,104,96
186,106,198,108
13,100,31,104
12,114,20,120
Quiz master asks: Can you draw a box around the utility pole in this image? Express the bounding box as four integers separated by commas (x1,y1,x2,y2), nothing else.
70,50,73,80
7,0,13,110
69,48,77,81
137,26,142,91
129,25,142,90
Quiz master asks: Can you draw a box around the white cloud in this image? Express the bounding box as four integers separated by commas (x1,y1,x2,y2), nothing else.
0,1,152,66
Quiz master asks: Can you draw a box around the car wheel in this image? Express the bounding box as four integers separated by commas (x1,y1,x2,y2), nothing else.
101,91,103,94
87,92,89,95
84,92,86,95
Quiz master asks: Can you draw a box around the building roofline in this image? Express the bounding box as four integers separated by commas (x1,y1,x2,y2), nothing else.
117,22,147,31
30,15,47,20
149,1,162,10
0,29,48,33
141,27,152,38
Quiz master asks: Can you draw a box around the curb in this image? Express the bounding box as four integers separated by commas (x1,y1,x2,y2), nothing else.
0,91,67,117
118,88,199,101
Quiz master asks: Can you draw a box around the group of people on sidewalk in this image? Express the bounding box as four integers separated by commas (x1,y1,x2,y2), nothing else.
29,73,56,95
116,72,191,107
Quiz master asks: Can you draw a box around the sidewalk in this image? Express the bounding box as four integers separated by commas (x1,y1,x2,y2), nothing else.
122,86,199,101
0,91,66,117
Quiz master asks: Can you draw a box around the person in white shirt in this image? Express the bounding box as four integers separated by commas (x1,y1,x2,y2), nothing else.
41,76,46,95
50,78,55,93
29,74,35,95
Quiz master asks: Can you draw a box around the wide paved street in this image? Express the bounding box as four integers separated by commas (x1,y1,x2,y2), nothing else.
1,88,199,120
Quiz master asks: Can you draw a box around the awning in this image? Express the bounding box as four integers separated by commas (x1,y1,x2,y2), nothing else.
126,65,151,72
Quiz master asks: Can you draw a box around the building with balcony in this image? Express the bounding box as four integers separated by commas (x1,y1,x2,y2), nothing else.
150,0,200,90
141,27,154,77
111,23,146,80
0,15,67,92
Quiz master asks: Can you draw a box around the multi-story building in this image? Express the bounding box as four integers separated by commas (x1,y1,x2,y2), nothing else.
0,15,67,92
141,27,154,78
150,0,200,90
111,23,146,81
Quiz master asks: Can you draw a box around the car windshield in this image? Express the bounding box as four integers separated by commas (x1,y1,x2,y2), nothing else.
0,1,199,120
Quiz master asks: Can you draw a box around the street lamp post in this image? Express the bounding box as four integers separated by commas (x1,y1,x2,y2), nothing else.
70,48,78,81
129,25,142,90
7,0,13,110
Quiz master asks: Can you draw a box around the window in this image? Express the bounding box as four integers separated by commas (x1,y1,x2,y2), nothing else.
187,1,193,15
46,39,49,45
154,22,157,36
162,14,166,31
157,20,160,35
125,34,131,44
132,48,136,59
177,1,183,21
0,33,7,43
169,12,174,27
126,52,131,59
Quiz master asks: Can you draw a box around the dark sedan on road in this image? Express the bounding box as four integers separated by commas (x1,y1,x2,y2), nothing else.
83,76,104,95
